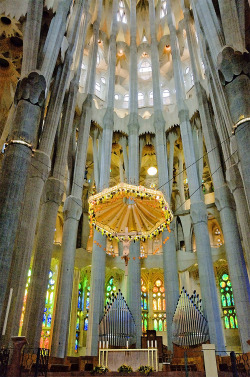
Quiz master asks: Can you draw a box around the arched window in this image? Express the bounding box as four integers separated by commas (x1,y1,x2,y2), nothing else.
152,279,166,332
160,1,167,19
96,52,100,66
106,277,117,303
219,273,238,329
117,1,127,23
141,279,148,333
40,270,56,349
75,282,84,353
101,77,106,84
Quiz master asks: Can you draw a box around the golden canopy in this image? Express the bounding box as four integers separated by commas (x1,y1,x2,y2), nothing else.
88,183,173,242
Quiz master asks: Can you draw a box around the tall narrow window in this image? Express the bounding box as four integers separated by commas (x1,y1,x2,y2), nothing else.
75,283,84,353
160,1,167,19
40,270,56,349
106,277,117,303
141,279,148,333
219,273,238,329
117,1,127,23
152,279,166,332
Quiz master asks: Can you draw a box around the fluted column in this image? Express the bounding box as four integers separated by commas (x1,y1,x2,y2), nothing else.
126,0,142,348
86,0,118,355
49,6,97,360
217,0,245,52
21,0,43,76
39,0,73,86
120,136,128,182
148,0,179,350
0,72,46,321
1,1,89,346
167,132,177,196
217,48,250,211
166,2,225,350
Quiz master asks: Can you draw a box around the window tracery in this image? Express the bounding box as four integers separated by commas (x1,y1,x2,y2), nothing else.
141,279,148,333
219,273,238,329
152,279,166,332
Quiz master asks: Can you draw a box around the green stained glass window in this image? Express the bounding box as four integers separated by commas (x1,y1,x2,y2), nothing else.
154,319,158,331
230,316,235,328
106,276,117,303
141,279,148,333
219,273,238,329
159,319,163,332
225,316,230,329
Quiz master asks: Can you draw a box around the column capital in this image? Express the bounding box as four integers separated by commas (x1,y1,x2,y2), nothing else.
178,107,190,124
15,71,46,107
154,110,165,131
217,47,250,127
226,163,244,193
63,195,82,221
214,184,235,212
190,201,208,225
217,47,249,86
43,177,64,205
103,107,114,130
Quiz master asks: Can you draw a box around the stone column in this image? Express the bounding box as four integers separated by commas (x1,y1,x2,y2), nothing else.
182,15,250,341
148,0,179,350
126,0,142,348
166,2,225,350
0,72,46,320
226,164,250,274
217,0,245,52
120,136,128,182
39,0,73,86
21,0,43,76
1,1,88,345
21,178,64,348
167,132,177,196
52,1,102,357
87,0,118,355
51,196,83,357
217,47,250,211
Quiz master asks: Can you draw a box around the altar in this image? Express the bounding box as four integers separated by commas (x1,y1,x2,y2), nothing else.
99,347,158,372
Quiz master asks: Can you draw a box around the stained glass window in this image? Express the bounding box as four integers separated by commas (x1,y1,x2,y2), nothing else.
40,270,56,349
75,283,84,353
219,273,238,329
141,279,148,333
106,277,117,303
152,279,166,332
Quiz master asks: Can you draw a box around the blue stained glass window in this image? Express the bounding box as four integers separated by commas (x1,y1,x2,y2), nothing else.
47,314,52,327
86,297,90,310
42,314,46,327
84,318,88,331
144,300,147,310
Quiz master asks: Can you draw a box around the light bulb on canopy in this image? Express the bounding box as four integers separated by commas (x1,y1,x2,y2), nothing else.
147,166,157,176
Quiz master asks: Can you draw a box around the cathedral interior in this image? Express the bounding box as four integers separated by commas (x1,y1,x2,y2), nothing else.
0,0,250,365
